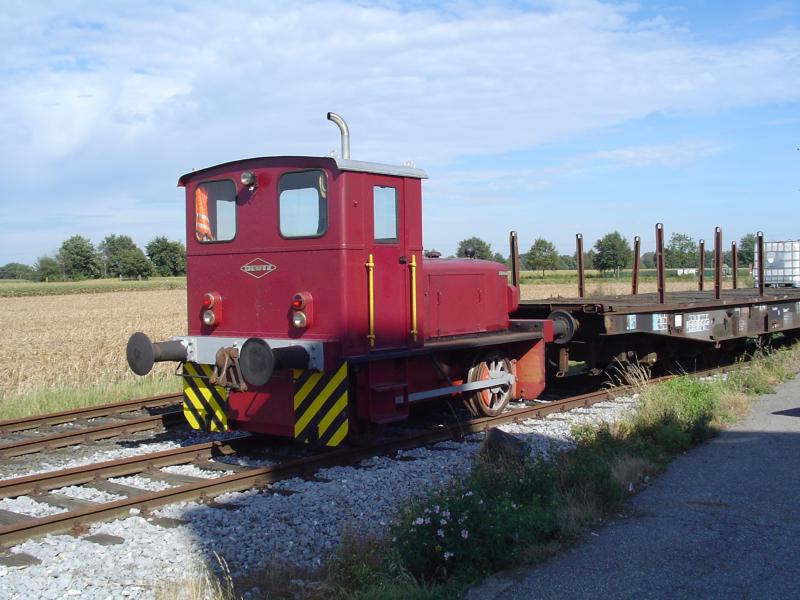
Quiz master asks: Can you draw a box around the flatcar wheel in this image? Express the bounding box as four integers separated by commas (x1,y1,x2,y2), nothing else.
466,352,512,417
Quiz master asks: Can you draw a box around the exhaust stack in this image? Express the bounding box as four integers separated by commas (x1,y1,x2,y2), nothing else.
327,112,350,159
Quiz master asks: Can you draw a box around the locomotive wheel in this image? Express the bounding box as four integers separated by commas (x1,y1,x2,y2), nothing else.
465,352,513,417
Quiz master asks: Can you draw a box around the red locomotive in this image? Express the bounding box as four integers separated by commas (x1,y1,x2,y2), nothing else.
126,113,554,446
127,113,800,446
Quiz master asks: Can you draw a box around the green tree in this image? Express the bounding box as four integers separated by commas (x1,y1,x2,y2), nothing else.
57,236,101,280
641,251,656,269
524,238,559,277
0,262,35,280
664,233,697,268
117,248,154,279
99,234,140,277
145,236,186,276
738,233,756,267
593,232,630,275
34,256,62,281
456,237,494,260
557,254,576,270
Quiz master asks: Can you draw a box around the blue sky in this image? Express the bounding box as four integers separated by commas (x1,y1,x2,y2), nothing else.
1,0,798,264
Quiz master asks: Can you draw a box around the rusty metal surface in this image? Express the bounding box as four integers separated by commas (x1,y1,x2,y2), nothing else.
576,234,585,298
631,236,640,295
656,223,665,304
0,392,182,434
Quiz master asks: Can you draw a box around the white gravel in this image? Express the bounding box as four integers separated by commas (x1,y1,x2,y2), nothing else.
160,464,221,479
0,496,67,518
107,476,173,492
50,486,125,504
0,394,636,599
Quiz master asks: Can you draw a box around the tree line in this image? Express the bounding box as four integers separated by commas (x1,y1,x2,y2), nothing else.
0,235,186,281
450,232,758,277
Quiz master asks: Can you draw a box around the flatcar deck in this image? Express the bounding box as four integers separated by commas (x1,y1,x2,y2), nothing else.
513,287,800,351
517,287,800,316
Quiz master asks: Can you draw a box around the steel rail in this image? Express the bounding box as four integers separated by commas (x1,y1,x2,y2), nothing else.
0,438,251,499
0,392,182,434
0,410,184,459
0,385,623,546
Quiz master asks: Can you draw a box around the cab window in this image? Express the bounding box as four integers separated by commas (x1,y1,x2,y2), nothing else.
373,186,397,242
279,170,328,238
195,180,236,242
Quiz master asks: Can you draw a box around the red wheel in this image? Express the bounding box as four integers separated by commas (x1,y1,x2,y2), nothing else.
465,352,512,417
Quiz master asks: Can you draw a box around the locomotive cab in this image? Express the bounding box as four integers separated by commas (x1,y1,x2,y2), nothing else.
126,113,551,446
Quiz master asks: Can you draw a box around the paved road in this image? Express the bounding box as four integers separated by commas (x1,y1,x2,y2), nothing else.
468,376,800,600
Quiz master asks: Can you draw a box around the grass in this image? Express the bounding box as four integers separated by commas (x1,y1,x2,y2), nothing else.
0,289,185,420
0,276,186,297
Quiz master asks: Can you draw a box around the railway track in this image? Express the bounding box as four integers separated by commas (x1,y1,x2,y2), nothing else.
0,392,183,459
0,384,625,547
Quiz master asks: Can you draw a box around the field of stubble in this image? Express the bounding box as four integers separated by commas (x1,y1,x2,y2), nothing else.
0,290,186,419
0,278,706,420
519,278,700,300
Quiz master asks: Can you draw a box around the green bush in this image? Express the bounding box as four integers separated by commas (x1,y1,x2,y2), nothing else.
391,457,558,580
653,422,692,454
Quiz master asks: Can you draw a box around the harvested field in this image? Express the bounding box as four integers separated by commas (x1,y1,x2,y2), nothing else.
0,290,186,419
521,279,710,300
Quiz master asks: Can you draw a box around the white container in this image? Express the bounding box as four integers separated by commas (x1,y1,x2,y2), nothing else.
754,240,800,287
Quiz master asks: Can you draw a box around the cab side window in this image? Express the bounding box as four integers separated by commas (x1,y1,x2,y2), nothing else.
195,180,236,243
373,186,397,243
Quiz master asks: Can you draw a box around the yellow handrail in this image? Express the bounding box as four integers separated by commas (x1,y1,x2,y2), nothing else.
409,254,418,342
366,254,375,347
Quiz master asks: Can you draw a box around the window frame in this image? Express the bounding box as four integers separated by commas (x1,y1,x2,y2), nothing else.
372,184,399,244
194,178,238,244
277,169,329,240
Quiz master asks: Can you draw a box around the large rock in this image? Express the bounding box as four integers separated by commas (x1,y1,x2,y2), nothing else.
479,427,528,461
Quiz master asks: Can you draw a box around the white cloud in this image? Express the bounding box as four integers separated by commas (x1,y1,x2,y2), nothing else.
590,140,723,166
0,1,798,261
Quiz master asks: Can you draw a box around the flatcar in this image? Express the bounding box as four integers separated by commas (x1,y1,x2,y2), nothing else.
126,113,800,446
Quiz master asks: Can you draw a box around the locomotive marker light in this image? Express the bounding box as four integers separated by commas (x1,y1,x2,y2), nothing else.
240,170,257,190
290,292,313,328
201,292,222,326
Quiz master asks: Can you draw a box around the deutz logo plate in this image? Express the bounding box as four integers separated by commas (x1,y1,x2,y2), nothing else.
241,258,276,279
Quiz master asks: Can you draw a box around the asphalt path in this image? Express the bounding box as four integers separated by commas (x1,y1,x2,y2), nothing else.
467,375,800,600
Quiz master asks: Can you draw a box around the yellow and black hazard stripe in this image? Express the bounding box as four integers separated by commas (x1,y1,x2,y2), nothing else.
293,362,349,447
182,362,228,432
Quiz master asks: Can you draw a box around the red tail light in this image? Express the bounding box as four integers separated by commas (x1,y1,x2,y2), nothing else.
290,292,313,328
201,292,222,326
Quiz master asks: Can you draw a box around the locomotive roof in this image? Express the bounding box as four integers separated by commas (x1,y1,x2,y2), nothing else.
178,155,427,185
